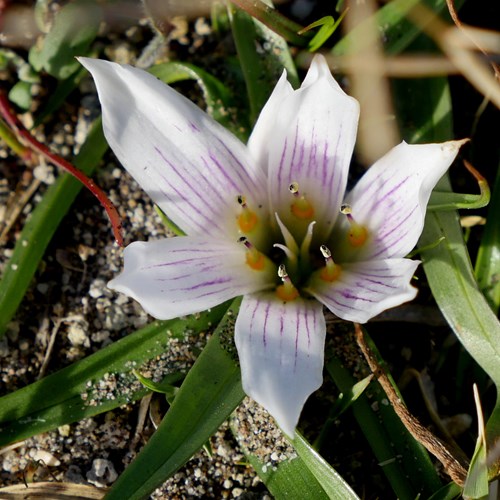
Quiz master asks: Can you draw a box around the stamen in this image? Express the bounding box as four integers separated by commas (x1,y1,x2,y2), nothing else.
340,204,368,247
237,194,259,233
276,264,299,302
239,236,265,271
319,245,341,282
289,181,314,220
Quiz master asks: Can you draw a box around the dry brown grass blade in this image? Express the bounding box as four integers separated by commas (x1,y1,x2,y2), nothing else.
407,3,500,109
343,0,400,167
322,54,459,77
445,0,500,80
0,481,106,499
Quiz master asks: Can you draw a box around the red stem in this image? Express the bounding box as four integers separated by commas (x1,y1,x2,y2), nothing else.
0,92,123,247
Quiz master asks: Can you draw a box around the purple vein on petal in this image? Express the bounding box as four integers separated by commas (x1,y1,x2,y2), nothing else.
213,137,263,194
248,298,260,345
277,137,289,190
262,301,271,347
153,147,225,232
371,206,418,258
294,305,300,371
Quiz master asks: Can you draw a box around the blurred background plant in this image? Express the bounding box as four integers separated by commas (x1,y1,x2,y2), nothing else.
0,0,499,498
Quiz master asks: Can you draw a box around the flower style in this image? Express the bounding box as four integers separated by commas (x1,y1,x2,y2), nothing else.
80,55,463,437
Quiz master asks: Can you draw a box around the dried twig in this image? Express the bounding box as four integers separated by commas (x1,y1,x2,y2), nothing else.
354,323,469,486
445,0,500,81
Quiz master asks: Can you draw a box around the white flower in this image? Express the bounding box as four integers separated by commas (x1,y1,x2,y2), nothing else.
80,55,463,437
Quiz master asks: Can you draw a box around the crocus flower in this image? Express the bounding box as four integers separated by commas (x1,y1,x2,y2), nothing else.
80,55,463,437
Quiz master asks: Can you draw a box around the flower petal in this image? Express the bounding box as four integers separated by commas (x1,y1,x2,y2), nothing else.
235,293,326,437
305,258,420,323
266,54,360,241
338,140,465,261
108,237,275,319
247,70,294,173
79,58,268,239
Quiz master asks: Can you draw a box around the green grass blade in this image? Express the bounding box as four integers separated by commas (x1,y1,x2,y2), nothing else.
474,164,500,314
428,481,462,500
0,304,228,446
293,433,360,499
0,117,107,338
105,300,245,500
229,2,298,126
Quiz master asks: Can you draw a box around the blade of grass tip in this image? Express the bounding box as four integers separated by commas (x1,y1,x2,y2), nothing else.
105,299,245,500
229,0,298,126
474,162,500,314
0,304,229,446
428,159,490,211
229,0,308,47
0,117,108,338
0,93,123,246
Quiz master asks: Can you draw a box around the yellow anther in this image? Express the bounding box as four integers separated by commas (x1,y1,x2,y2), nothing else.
237,195,258,233
276,264,299,302
319,245,341,282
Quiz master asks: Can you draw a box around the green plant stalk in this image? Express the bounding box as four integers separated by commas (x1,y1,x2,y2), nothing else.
0,116,31,159
0,118,108,337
